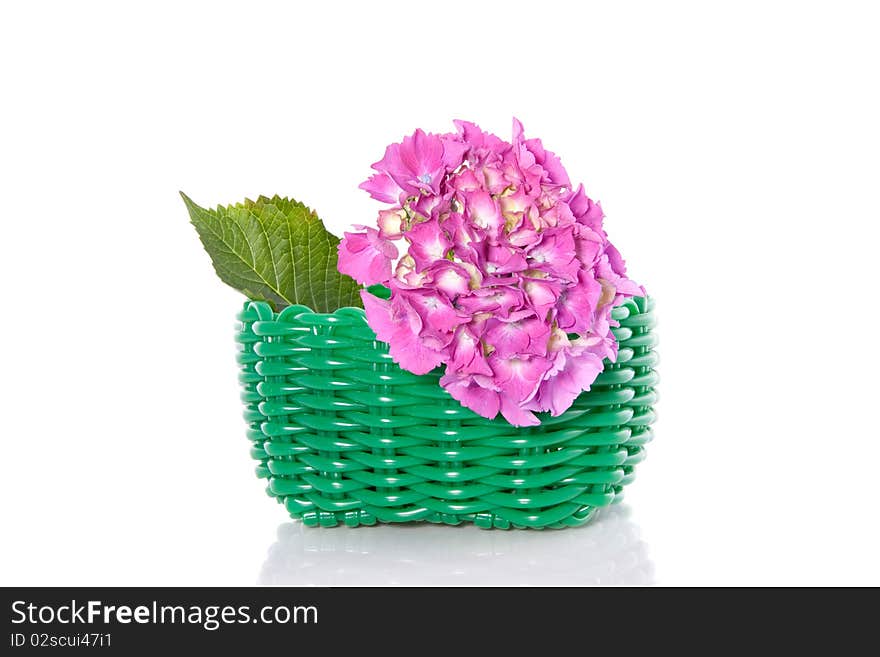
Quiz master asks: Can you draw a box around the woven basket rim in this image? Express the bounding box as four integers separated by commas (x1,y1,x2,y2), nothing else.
242,290,653,323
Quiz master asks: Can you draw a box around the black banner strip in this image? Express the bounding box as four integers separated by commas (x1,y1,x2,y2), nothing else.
1,587,873,651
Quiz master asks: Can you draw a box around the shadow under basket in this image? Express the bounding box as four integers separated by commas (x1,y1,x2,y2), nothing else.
236,296,658,529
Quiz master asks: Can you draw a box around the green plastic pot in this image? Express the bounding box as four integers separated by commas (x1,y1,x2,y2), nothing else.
235,296,658,529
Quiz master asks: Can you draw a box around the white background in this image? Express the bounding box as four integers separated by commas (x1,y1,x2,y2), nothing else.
1,1,878,586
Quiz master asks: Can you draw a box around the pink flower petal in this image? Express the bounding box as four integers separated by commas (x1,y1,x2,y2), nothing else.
377,209,405,239
440,372,502,419
484,316,550,359
531,350,604,416
360,289,394,343
428,261,472,298
406,219,452,271
557,272,602,333
522,276,561,319
489,353,550,402
337,228,397,285
448,327,493,376
499,396,540,427
524,136,571,188
464,190,503,239
359,172,403,204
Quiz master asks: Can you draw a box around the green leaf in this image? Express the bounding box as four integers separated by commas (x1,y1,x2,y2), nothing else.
181,192,363,312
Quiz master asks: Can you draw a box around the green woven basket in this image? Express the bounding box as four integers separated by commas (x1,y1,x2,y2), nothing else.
236,296,657,529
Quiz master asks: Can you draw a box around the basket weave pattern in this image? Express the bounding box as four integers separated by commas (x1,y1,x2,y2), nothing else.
236,297,657,529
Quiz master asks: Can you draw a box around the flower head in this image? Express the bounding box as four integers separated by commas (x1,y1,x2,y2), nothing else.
340,119,643,425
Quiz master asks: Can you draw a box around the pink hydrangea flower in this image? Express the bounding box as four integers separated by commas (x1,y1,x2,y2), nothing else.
339,119,643,426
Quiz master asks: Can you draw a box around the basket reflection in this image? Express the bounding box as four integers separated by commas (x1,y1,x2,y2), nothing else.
259,504,653,585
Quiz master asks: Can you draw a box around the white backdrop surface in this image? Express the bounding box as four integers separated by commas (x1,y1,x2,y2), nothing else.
1,1,878,585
